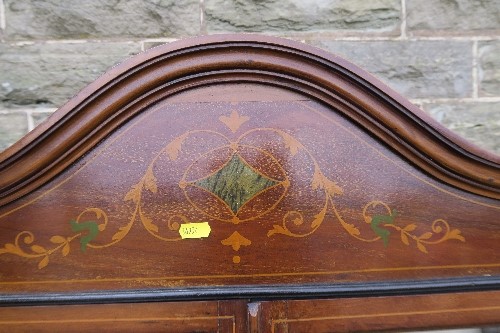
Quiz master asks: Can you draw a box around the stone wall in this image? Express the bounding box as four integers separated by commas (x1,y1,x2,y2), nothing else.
0,0,499,154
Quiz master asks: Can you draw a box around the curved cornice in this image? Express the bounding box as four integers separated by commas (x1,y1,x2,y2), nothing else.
0,34,499,205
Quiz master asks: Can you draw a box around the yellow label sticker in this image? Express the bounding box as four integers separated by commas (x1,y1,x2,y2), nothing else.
179,222,211,239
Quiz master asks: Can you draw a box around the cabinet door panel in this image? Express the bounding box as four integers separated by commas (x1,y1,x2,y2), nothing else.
0,300,247,333
257,291,500,332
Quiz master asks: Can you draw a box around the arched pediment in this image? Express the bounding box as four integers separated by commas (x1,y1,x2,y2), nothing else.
0,35,498,303
0,35,498,204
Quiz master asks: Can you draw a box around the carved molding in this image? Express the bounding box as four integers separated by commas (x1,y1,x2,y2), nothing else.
1,34,499,206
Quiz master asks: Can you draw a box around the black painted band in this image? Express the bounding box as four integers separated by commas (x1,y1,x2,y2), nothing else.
1,275,499,307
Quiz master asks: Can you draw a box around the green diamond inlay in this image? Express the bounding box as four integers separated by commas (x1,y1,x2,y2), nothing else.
195,154,278,214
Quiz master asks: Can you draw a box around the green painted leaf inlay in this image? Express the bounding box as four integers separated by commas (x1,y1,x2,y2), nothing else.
195,154,278,214
70,220,99,253
370,209,398,247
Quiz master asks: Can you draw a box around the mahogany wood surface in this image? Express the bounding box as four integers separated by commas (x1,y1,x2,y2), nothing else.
258,291,500,332
0,35,498,332
0,300,248,332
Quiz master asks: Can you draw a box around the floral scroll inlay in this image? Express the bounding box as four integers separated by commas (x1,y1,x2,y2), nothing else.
0,208,107,269
0,108,465,268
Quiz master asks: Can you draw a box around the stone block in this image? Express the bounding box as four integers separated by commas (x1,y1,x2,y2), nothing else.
423,102,500,155
205,0,401,36
0,42,141,107
479,41,500,97
142,40,177,51
4,0,200,40
309,40,473,99
32,111,55,128
407,0,500,36
0,112,29,152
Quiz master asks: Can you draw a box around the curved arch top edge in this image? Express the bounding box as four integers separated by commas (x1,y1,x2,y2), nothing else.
0,34,498,204
1,34,498,164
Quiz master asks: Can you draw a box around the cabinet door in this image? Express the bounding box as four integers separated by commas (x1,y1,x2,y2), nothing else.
0,300,248,333
254,291,500,333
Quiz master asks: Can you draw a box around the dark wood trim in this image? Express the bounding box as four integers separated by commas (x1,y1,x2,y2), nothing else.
1,276,499,307
1,34,499,206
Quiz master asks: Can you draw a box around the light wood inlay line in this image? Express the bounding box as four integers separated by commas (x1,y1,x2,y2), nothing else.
0,315,235,325
0,262,499,286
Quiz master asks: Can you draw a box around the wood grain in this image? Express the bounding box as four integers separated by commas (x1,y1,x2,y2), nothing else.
0,300,246,333
259,291,500,332
1,83,498,294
